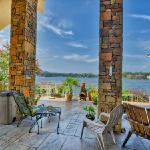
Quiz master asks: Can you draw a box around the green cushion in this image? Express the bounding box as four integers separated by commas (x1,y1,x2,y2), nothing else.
13,92,34,116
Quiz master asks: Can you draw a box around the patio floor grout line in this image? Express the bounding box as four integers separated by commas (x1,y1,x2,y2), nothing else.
29,132,51,149
59,136,68,150
2,132,28,150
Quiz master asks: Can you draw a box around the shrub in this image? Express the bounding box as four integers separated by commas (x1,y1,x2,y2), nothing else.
122,89,149,102
63,77,79,94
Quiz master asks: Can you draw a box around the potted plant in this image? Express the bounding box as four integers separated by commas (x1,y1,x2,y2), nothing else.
92,92,98,105
84,105,95,121
54,85,65,98
63,77,79,101
31,85,44,105
87,84,97,101
32,97,40,106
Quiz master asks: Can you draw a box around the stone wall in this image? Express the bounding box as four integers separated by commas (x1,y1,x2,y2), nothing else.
10,0,37,99
99,0,123,113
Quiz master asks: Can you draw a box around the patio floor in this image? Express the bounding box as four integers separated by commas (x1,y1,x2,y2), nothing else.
0,99,150,150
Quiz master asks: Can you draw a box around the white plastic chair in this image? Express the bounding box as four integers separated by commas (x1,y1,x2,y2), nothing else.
80,104,123,150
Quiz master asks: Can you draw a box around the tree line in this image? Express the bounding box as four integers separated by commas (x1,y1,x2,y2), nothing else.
123,72,150,79
39,71,150,79
39,71,98,78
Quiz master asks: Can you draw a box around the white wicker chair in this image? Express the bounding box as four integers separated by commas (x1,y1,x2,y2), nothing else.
80,104,123,150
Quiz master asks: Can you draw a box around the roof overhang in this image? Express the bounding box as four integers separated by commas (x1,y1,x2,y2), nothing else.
0,0,44,30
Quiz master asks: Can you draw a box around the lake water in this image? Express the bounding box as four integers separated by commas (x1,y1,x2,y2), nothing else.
36,76,150,95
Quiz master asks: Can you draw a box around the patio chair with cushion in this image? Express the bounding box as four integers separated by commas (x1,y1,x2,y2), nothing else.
80,104,124,150
12,91,61,134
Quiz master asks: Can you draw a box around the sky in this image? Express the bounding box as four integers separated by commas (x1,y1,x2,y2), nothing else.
0,0,150,73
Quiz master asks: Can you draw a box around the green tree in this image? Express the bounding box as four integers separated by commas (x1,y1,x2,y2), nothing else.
63,77,79,94
0,43,42,91
0,44,9,90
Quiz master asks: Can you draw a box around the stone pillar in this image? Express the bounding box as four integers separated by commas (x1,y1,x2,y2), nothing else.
99,0,123,114
9,0,38,100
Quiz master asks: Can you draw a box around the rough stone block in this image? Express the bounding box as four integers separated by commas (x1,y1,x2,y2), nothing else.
101,10,112,20
101,52,112,61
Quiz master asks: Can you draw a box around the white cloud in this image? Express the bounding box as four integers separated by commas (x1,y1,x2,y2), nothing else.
37,12,74,37
37,48,59,60
63,53,98,63
139,29,150,34
138,40,150,50
37,15,50,32
67,42,88,49
0,26,10,48
124,54,145,59
130,14,150,21
0,35,6,47
58,19,73,29
45,24,74,37
53,55,59,58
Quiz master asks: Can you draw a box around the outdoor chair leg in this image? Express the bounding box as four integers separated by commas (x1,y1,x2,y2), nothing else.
58,113,61,128
37,121,40,134
57,114,60,134
97,134,105,150
80,121,87,139
97,134,104,150
29,116,41,134
122,130,133,147
41,120,42,128
17,115,24,127
17,118,23,127
110,130,116,144
29,121,36,133
57,123,59,134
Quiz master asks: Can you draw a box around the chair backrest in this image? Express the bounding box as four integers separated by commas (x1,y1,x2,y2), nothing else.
104,104,123,133
147,108,150,124
12,91,33,116
146,108,150,139
132,105,148,136
123,103,140,133
133,105,149,125
124,103,150,138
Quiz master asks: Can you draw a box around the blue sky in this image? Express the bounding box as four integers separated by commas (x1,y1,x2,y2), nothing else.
0,0,150,73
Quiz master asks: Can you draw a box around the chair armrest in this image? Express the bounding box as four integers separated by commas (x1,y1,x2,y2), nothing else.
47,106,61,114
99,112,110,124
100,112,110,117
84,118,106,134
84,118,105,128
99,112,110,119
123,114,128,120
32,104,44,108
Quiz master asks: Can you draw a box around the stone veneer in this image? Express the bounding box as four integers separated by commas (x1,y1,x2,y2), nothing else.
99,0,123,114
9,0,37,100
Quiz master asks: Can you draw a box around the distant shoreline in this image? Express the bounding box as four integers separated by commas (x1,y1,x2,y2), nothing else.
38,72,150,80
38,72,98,78
123,72,150,80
